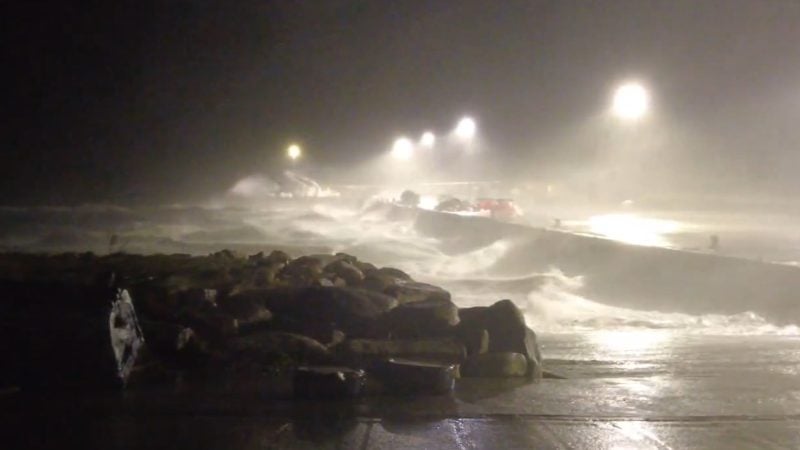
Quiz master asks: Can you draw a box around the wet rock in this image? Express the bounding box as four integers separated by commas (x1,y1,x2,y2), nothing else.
266,317,344,347
354,261,378,276
177,287,218,309
399,190,421,207
327,330,346,348
362,272,398,293
456,327,489,356
458,299,542,378
460,352,528,378
377,267,412,282
266,250,291,266
324,259,365,286
217,293,273,333
130,283,179,322
334,252,359,264
248,251,290,268
278,256,323,287
177,308,238,342
370,358,457,395
247,252,267,265
381,297,459,338
340,338,466,366
293,366,366,399
211,249,240,262
253,264,281,287
139,321,210,367
228,331,332,365
385,280,451,305
237,286,397,336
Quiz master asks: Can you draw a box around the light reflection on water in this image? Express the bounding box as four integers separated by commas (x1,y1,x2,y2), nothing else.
586,213,683,247
590,329,674,355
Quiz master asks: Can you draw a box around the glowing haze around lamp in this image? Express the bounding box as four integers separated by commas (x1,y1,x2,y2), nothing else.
611,83,649,120
454,117,477,141
420,131,436,148
287,144,302,160
391,137,414,160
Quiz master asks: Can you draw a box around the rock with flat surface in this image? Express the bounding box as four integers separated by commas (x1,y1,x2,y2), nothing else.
369,358,457,395
458,299,542,378
380,297,459,338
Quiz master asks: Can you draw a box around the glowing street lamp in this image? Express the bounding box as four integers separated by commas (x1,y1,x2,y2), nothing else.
287,144,302,160
611,82,650,120
454,116,477,141
391,137,414,160
420,131,436,148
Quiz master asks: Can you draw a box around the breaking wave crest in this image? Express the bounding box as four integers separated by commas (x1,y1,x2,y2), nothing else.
0,200,796,335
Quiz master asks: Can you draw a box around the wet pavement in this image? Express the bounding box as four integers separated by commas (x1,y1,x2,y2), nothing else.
4,332,800,449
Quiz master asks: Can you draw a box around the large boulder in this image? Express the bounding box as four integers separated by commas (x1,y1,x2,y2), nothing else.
380,297,459,338
460,352,528,378
249,250,290,267
231,286,397,336
457,299,542,378
339,338,466,366
369,358,457,395
376,267,412,281
277,256,324,287
323,259,365,287
228,331,332,365
455,327,489,357
216,293,273,333
361,266,413,294
384,280,451,305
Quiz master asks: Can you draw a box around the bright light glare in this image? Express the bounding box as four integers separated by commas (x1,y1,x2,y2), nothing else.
418,195,438,210
391,137,414,160
612,83,649,120
454,117,477,140
287,144,302,160
591,329,672,355
588,213,681,247
420,131,436,148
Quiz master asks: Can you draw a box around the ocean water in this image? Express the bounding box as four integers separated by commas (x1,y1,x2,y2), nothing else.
2,198,800,447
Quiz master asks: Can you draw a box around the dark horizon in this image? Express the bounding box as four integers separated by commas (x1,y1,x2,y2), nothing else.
4,0,800,205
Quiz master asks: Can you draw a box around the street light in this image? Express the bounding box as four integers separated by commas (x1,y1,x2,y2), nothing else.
287,144,302,160
420,131,436,148
391,137,414,160
454,116,477,141
612,82,649,120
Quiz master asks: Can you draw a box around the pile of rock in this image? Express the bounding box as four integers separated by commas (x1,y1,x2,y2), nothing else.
0,250,544,397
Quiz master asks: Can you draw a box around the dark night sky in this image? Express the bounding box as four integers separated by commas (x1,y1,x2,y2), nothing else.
3,0,800,204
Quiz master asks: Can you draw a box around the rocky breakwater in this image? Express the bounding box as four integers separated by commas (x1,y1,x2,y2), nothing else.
0,250,545,398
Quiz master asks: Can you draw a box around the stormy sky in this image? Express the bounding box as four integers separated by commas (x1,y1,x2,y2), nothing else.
3,0,800,204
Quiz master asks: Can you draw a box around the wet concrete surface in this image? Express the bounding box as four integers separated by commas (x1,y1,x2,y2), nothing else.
3,394,799,449
4,333,800,449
